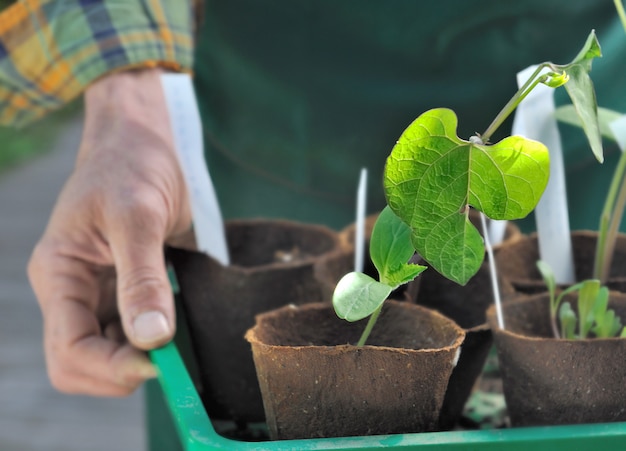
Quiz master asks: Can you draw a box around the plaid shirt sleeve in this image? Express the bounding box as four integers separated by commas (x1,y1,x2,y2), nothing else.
0,0,195,127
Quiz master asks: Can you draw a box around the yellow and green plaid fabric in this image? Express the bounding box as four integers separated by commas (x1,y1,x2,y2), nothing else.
0,0,194,127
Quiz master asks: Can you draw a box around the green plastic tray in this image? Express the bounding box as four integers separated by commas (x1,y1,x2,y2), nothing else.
149,341,626,451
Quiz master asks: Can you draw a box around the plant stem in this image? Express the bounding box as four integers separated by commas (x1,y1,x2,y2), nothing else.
607,175,626,258
549,297,560,339
592,0,626,285
593,149,626,283
615,0,626,33
357,303,384,347
550,312,561,339
481,64,548,142
601,164,626,282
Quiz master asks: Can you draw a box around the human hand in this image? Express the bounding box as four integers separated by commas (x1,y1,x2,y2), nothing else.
28,69,192,396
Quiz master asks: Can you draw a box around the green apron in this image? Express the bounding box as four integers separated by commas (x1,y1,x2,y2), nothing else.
148,2,626,449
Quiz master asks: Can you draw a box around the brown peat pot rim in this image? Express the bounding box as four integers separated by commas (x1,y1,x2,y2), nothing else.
222,218,344,273
494,230,626,293
487,292,626,343
246,301,466,354
246,300,466,439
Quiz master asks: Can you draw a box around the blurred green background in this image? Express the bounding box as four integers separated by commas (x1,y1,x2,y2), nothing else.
0,101,81,175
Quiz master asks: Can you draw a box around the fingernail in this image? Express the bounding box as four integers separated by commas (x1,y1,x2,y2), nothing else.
132,311,171,345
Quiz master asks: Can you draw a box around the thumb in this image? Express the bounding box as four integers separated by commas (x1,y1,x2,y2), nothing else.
109,206,176,350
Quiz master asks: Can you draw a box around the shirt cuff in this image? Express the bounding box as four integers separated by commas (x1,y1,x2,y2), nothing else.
0,0,195,127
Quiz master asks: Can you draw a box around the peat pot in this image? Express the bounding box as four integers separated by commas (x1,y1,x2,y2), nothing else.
414,213,520,429
245,300,465,440
487,292,626,427
494,230,626,294
416,260,516,430
166,218,347,423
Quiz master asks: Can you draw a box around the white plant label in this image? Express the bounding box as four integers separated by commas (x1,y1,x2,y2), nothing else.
487,219,507,247
609,115,626,152
354,168,368,273
512,65,575,284
160,73,230,265
480,212,505,329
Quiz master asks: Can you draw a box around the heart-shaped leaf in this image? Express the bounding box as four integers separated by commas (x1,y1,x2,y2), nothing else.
384,108,550,285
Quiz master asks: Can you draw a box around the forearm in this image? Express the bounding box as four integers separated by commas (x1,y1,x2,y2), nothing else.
79,69,174,163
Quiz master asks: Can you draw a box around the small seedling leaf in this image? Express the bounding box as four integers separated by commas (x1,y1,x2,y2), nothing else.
592,308,622,338
590,287,623,338
591,286,610,319
332,272,393,322
536,260,557,313
559,302,577,340
384,108,549,285
369,206,427,287
577,279,601,339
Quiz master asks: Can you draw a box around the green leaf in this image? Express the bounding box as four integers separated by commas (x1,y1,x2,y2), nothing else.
555,105,622,142
577,279,601,339
568,29,602,68
559,302,577,340
332,272,393,322
592,308,622,338
560,30,603,163
369,206,427,287
591,286,610,320
590,287,623,338
536,260,557,314
542,71,569,89
562,66,603,163
384,108,550,285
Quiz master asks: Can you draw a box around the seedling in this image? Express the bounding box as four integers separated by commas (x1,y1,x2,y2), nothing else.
537,260,626,339
556,104,626,284
333,206,427,346
333,30,603,345
531,3,626,340
554,2,626,284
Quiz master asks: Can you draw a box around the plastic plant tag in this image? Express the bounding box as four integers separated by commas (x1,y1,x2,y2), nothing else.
609,115,626,151
512,65,575,284
354,168,368,273
488,219,507,246
480,212,504,329
160,73,230,265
